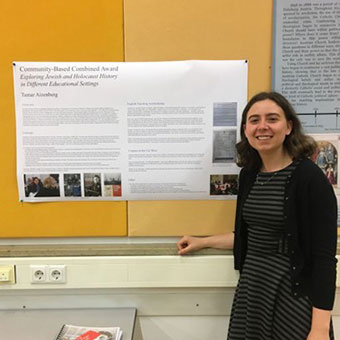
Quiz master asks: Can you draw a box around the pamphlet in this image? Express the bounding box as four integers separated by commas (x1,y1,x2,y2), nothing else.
55,324,122,340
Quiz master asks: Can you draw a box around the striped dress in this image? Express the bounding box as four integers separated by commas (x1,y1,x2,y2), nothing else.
227,163,334,340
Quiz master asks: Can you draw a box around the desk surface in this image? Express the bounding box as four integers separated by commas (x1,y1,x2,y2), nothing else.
0,307,136,340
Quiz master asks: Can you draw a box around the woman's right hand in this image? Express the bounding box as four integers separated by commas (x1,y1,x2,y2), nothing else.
177,235,206,255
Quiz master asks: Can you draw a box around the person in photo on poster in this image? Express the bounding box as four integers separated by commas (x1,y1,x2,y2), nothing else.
35,175,60,197
84,174,102,197
316,147,329,174
177,92,337,340
64,174,81,197
25,176,42,197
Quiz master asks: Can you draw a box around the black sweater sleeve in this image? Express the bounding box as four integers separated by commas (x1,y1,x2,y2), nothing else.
308,165,338,310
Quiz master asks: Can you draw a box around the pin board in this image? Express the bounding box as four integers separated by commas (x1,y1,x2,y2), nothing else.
0,0,126,237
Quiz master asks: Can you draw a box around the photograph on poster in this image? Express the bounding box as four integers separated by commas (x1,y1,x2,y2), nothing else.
213,102,237,127
84,173,102,197
310,134,339,189
24,174,60,197
104,173,122,197
64,173,82,197
212,130,236,163
210,174,238,196
314,141,337,185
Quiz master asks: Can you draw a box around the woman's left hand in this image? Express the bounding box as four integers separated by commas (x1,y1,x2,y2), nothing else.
307,307,331,340
306,329,329,340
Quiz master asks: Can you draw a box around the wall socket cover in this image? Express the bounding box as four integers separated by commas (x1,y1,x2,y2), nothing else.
0,265,16,284
30,265,66,284
31,265,47,283
48,265,66,283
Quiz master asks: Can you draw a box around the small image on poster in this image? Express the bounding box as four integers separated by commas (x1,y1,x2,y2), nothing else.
24,174,60,198
212,130,236,163
314,141,337,185
64,174,82,197
310,134,339,189
104,173,122,197
213,102,237,127
84,173,102,197
210,174,238,196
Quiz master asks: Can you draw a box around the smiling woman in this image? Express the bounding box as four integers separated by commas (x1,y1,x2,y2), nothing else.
237,92,316,171
243,99,292,168
177,92,338,340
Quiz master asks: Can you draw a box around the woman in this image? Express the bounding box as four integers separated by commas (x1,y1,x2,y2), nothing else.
26,176,42,197
35,175,60,197
177,92,337,340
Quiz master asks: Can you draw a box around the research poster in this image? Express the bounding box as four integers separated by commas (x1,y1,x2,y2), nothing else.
13,60,248,202
273,0,340,133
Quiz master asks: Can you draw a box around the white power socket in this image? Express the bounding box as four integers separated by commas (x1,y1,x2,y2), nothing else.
48,265,66,283
31,265,66,284
31,265,48,283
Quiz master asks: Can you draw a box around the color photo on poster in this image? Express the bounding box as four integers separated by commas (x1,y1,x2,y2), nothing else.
210,174,238,196
24,174,60,197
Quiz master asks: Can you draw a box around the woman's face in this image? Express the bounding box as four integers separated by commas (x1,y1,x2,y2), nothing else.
243,99,292,157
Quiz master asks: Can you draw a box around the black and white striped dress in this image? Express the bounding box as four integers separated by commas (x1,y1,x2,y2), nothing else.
227,163,334,340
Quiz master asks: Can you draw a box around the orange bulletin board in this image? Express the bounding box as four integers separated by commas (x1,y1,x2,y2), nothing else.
0,0,126,237
124,0,273,236
1,0,276,238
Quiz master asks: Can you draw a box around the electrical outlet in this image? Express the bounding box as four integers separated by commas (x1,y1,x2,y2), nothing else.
48,265,66,283
0,265,16,284
31,265,47,283
30,265,67,284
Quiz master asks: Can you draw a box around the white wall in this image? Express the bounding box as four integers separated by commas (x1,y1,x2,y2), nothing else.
0,255,339,340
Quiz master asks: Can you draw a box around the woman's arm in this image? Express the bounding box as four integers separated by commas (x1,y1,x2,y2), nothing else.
308,165,338,309
305,163,336,339
307,307,332,340
177,233,234,255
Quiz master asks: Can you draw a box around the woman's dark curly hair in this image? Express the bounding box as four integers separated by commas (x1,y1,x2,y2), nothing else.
236,92,317,170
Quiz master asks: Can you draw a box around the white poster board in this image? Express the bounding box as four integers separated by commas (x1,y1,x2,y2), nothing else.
273,0,340,133
13,60,248,202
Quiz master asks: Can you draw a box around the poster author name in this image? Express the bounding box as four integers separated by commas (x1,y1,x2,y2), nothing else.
22,92,58,98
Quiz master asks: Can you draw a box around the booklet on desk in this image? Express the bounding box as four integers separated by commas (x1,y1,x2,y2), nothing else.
55,324,122,340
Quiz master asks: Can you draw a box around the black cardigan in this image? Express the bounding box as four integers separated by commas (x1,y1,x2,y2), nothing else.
233,158,338,310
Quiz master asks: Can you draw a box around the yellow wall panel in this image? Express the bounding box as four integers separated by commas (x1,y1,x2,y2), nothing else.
129,201,236,236
124,0,273,96
0,0,126,237
124,0,272,236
